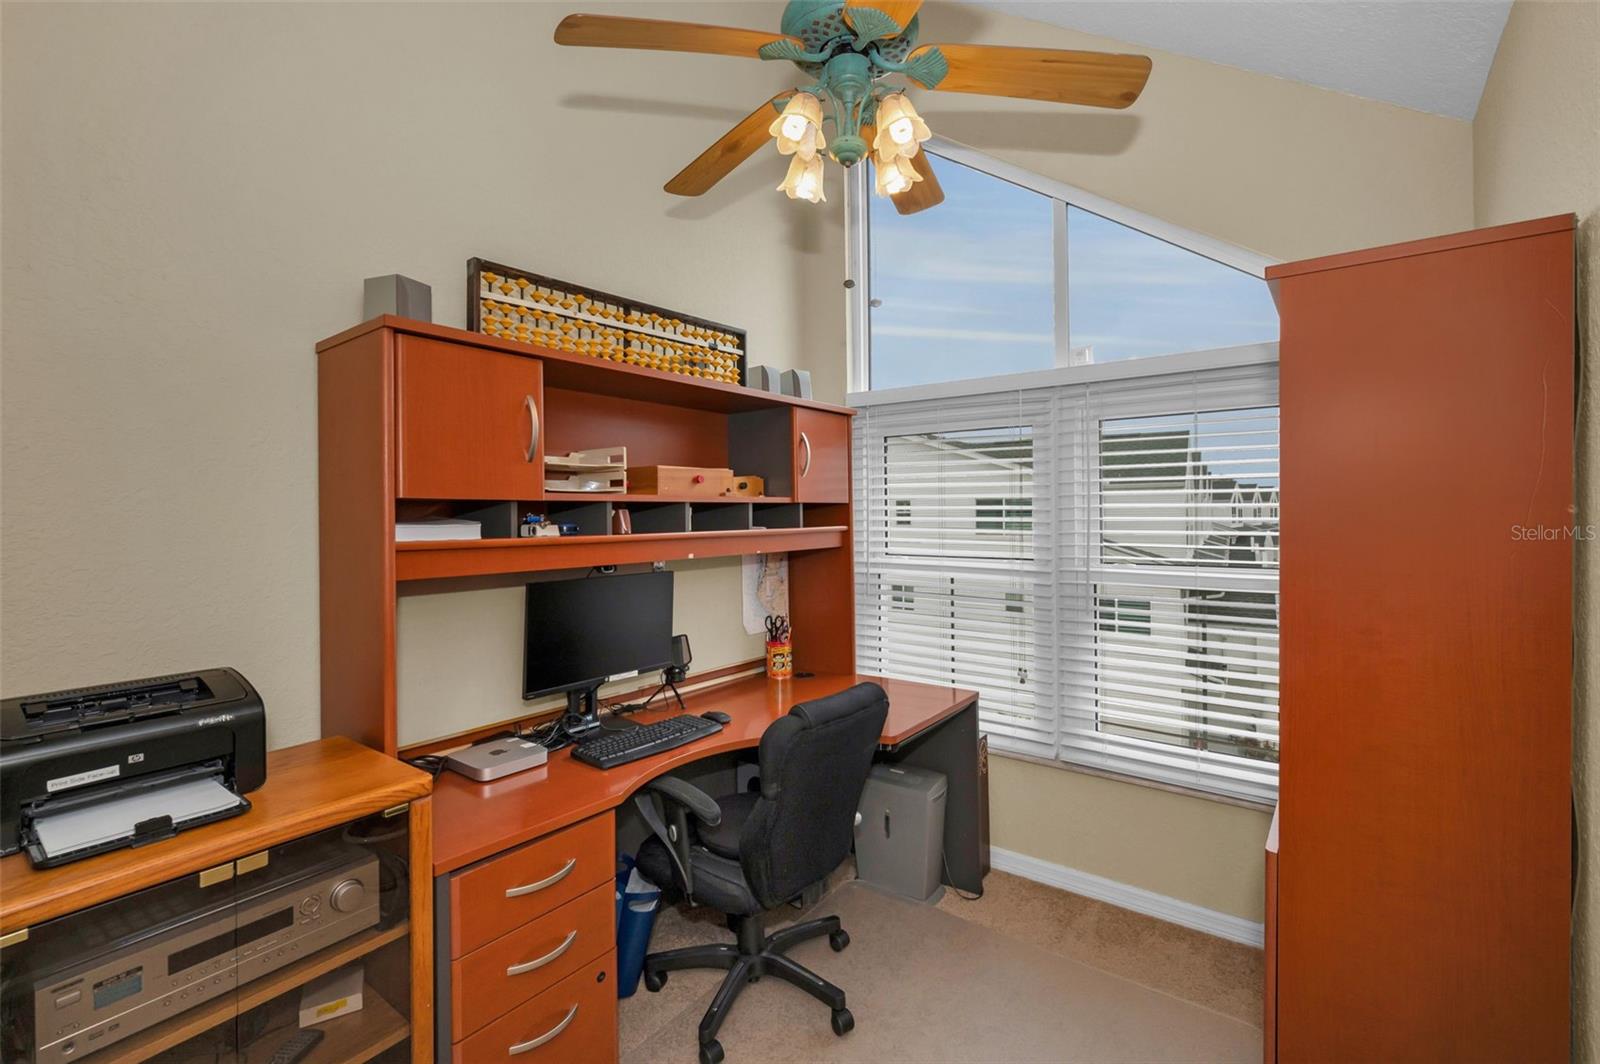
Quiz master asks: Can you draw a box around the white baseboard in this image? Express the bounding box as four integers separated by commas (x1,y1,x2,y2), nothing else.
988,846,1265,948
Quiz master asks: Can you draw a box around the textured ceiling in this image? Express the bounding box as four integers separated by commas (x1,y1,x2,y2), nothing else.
970,1,1513,119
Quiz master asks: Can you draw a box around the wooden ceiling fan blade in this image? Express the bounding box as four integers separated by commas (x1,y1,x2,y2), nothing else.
665,92,795,197
892,150,944,215
910,44,1152,108
554,14,802,59
845,0,924,37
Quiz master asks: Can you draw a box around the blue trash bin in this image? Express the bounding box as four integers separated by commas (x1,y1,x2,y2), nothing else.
616,861,662,998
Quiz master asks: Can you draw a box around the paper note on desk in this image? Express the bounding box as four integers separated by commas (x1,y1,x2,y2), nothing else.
30,776,243,860
742,555,789,636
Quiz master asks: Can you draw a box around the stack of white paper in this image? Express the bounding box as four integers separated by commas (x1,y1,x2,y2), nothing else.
395,518,482,542
31,776,244,861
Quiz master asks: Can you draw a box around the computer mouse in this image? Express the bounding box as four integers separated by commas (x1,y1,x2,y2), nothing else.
701,710,732,725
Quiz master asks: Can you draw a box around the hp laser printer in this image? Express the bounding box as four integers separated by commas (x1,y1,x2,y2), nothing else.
1,668,266,867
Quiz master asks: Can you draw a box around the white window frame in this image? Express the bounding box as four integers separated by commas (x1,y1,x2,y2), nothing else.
847,140,1282,806
844,135,1279,400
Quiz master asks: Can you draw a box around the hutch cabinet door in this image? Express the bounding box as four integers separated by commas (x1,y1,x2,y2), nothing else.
396,337,544,500
793,409,850,503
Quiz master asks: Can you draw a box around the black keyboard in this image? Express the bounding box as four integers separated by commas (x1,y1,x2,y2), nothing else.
572,714,724,769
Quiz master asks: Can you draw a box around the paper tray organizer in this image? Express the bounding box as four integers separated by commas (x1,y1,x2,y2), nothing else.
22,761,249,868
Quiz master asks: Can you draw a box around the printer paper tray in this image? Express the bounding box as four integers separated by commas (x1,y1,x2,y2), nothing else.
26,771,249,868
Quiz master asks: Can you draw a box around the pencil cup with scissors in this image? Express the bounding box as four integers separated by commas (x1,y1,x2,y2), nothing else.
765,614,792,679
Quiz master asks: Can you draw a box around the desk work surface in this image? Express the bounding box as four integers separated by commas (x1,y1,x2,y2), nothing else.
430,673,977,875
0,737,433,932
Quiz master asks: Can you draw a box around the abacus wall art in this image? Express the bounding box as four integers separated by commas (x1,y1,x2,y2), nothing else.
467,259,746,386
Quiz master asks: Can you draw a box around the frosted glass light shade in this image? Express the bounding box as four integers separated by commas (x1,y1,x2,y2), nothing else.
873,153,921,197
778,154,826,203
871,93,930,160
769,93,827,160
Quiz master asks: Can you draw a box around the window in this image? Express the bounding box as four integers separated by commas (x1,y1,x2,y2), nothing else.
857,404,1054,750
851,142,1281,803
854,142,1278,394
866,157,1055,391
1067,207,1279,363
976,497,1033,533
1096,597,1152,636
1086,403,1279,782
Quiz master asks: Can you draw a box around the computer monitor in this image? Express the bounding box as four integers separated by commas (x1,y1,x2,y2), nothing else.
523,571,674,729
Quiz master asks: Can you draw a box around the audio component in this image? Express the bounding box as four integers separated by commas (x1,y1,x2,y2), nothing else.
26,842,379,1062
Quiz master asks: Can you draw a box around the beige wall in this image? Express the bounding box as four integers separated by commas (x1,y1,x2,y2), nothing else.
992,756,1272,921
0,1,833,750
816,2,1475,922
1472,1,1600,1056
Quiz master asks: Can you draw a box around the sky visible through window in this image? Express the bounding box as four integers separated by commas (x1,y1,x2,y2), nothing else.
868,154,1280,390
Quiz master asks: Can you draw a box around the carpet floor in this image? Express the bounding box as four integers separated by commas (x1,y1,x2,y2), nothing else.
619,873,1262,1063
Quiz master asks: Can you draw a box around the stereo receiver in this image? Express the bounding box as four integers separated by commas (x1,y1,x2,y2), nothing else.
20,839,379,1062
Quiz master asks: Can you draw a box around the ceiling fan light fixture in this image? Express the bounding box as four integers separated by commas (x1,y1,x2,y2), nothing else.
872,92,931,159
770,92,827,160
872,153,921,197
778,153,826,203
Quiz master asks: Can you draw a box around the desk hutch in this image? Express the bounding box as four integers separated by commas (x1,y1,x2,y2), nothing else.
316,317,986,1062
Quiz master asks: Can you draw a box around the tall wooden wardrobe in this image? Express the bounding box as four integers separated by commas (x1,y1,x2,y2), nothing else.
1266,216,1576,1061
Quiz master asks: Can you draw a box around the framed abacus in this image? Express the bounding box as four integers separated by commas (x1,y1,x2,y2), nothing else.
467,258,746,386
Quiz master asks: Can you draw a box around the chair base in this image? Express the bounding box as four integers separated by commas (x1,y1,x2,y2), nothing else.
642,911,854,1062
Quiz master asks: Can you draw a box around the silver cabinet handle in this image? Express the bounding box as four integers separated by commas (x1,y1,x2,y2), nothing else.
505,857,575,898
524,394,540,463
799,431,812,478
506,929,578,976
508,1003,578,1055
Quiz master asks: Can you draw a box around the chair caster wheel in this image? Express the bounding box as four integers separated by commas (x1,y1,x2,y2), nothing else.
829,929,850,952
643,969,667,992
831,1007,855,1036
699,1039,725,1064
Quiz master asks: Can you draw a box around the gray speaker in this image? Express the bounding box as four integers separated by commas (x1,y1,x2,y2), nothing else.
780,369,813,399
745,364,781,392
364,274,432,322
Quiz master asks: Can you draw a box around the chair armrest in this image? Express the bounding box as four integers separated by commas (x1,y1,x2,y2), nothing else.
644,776,723,827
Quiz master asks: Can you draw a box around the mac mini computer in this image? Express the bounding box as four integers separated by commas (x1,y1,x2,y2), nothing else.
445,735,548,781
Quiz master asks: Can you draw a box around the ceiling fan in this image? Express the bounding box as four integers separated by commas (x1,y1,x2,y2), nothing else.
554,1,1152,215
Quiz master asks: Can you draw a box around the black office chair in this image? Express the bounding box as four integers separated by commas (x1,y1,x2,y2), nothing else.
633,681,889,1064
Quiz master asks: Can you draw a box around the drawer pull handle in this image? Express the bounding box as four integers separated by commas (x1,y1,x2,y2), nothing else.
505,857,576,898
799,430,812,478
524,394,541,463
508,1003,578,1055
506,929,578,976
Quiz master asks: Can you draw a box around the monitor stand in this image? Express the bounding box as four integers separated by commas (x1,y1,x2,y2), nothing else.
560,683,638,744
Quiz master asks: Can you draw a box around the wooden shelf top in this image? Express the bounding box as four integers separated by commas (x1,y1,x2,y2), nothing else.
0,737,432,932
318,316,856,418
1266,213,1575,279
429,672,977,875
395,525,846,582
541,493,793,505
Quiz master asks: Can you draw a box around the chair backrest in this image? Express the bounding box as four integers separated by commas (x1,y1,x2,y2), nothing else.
738,682,889,907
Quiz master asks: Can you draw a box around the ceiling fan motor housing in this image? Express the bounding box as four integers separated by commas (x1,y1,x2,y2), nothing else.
781,0,920,74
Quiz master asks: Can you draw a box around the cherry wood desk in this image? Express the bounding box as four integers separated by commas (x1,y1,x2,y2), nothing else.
426,672,983,1062
425,672,972,1056
429,672,980,877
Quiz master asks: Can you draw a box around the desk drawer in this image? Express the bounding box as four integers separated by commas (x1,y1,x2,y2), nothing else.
451,812,612,957
454,880,614,1038
454,951,617,1064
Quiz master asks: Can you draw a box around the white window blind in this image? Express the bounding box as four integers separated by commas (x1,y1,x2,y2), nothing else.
854,393,1060,754
856,364,1279,802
